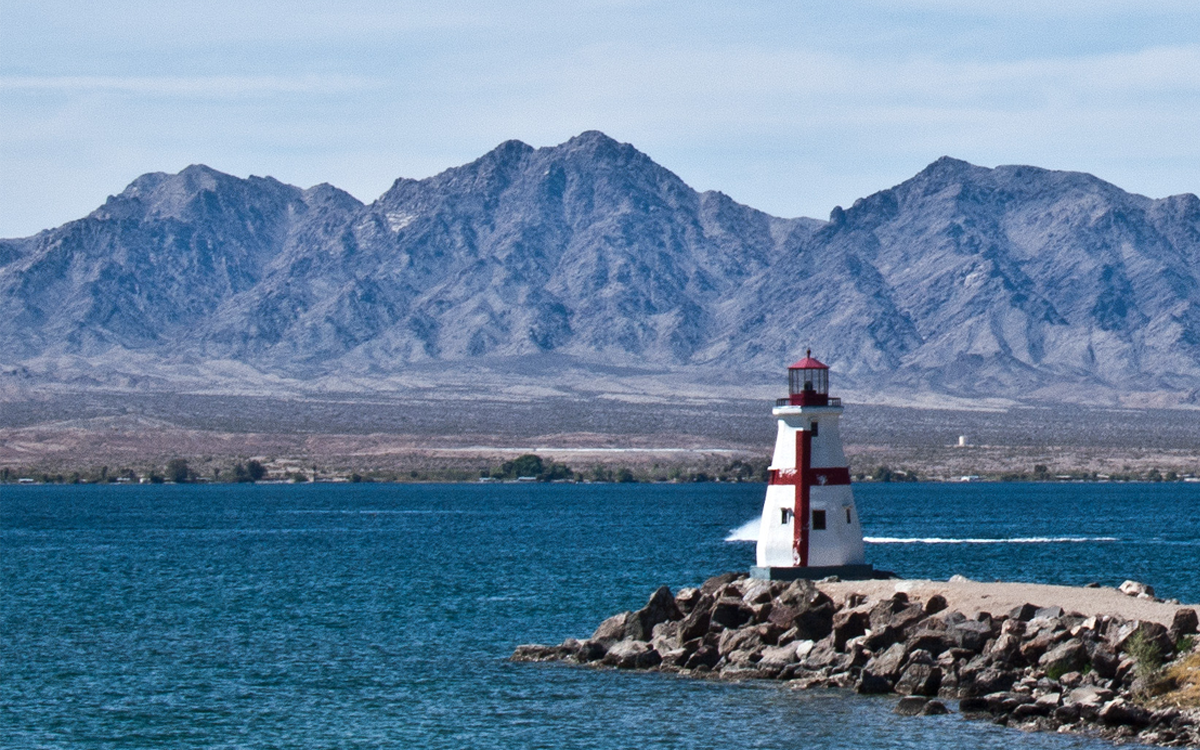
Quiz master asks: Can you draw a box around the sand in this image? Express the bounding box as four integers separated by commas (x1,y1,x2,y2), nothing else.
817,579,1199,627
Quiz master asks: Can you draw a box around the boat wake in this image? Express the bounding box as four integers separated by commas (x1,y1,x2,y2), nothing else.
725,518,760,542
725,517,1117,545
864,536,1118,545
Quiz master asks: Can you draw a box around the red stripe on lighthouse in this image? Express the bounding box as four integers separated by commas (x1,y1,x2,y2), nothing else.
768,467,851,486
794,430,811,567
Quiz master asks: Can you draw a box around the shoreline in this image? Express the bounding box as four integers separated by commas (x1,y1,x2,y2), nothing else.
818,579,1197,628
514,574,1200,747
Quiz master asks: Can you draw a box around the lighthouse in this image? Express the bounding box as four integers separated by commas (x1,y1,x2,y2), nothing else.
751,352,875,581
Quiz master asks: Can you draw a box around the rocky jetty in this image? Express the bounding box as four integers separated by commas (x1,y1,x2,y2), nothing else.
513,573,1200,747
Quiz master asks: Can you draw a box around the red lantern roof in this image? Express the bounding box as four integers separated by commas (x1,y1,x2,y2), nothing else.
788,349,828,370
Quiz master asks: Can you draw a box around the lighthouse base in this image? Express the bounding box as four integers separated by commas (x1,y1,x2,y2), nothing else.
750,564,881,582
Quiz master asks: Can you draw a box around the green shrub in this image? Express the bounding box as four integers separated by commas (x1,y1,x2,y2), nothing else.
1127,630,1163,679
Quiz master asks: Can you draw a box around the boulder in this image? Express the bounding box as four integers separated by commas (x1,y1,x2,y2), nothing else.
768,604,800,631
740,578,773,605
1064,685,1114,706
1053,703,1082,723
983,691,1028,715
936,647,973,668
857,671,892,694
713,583,741,600
868,593,910,631
1008,603,1039,621
947,619,994,653
718,626,765,656
682,644,720,671
958,697,991,717
775,626,800,646
794,603,836,642
749,602,774,625
895,661,942,697
575,639,608,663
758,643,803,671
887,604,928,637
511,643,564,662
674,587,702,614
920,700,949,716
625,585,683,641
1039,639,1087,676
1098,697,1152,728
1012,702,1050,720
776,578,819,606
843,642,871,671
677,594,714,641
894,696,929,716
793,639,816,660
709,597,754,632
772,582,836,641
1070,615,1101,638
865,642,908,681
907,628,955,657
592,612,631,643
923,594,948,615
699,572,742,597
722,648,763,668
961,667,1018,696
1169,608,1199,642
650,620,682,654
803,637,843,671
1118,580,1155,599
657,647,690,669
983,633,1023,666
603,640,662,669
1119,620,1175,658
1089,644,1119,679
831,607,871,649
1019,628,1065,663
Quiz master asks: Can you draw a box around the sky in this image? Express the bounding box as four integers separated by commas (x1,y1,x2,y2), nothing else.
2,1,1199,238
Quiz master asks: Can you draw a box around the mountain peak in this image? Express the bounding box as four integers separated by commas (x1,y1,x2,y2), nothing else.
566,130,620,147
916,156,977,180
483,139,535,161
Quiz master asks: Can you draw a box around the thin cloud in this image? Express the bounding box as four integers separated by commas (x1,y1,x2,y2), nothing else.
0,74,379,97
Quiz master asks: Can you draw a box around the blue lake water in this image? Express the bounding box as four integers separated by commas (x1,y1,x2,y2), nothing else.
3,482,1198,749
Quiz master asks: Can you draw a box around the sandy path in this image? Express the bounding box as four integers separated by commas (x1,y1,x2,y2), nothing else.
817,579,1199,626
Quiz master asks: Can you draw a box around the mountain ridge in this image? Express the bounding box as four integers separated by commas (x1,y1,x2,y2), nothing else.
3,132,1199,407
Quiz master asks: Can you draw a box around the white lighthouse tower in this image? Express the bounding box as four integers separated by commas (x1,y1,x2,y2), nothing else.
752,352,874,581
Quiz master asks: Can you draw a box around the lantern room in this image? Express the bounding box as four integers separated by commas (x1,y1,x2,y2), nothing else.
786,350,829,406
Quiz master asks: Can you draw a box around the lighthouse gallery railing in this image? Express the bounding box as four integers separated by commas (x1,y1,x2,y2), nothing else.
775,397,842,407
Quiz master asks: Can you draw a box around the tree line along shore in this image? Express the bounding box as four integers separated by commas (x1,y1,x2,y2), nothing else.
3,453,1200,486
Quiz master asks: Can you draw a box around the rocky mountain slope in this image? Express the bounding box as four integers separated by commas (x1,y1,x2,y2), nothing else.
3,132,1199,406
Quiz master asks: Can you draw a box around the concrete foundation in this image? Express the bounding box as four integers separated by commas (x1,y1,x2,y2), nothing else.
749,564,882,581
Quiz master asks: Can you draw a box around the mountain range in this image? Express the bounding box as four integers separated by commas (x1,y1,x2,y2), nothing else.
3,130,1199,407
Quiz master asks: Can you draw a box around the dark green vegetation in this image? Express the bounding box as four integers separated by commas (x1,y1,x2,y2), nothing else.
0,455,773,485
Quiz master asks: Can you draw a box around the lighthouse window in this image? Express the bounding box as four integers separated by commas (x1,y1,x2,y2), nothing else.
810,421,818,436
781,508,792,524
846,507,852,524
812,510,827,530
